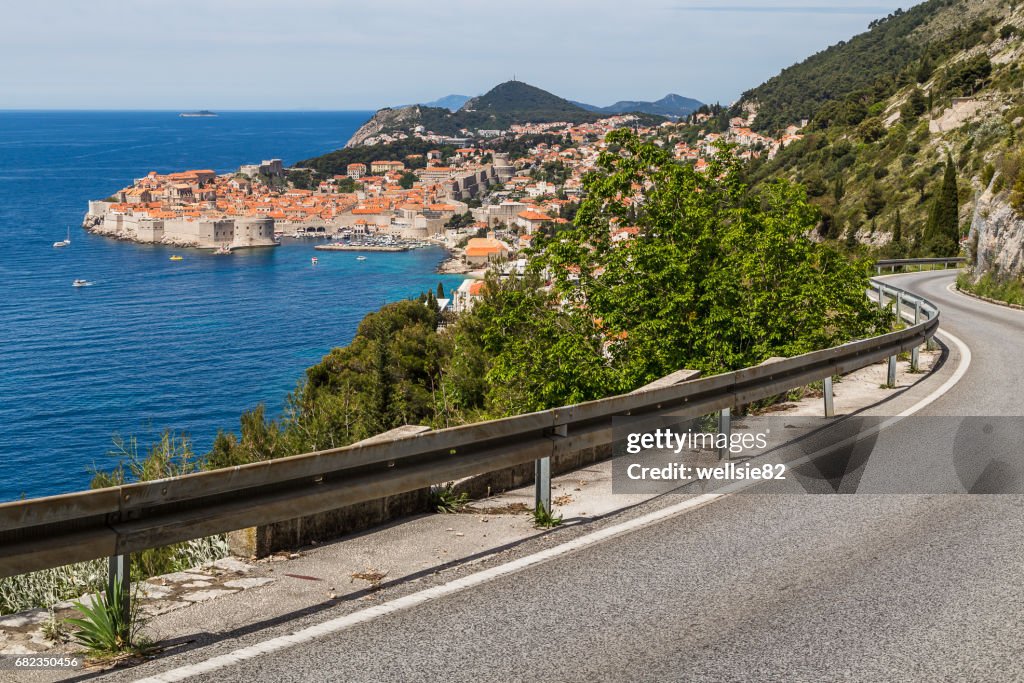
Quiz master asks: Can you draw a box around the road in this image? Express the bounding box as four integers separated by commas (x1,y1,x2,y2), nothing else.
112,271,1024,682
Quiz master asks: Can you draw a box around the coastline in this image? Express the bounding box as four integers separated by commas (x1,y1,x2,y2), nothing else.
437,245,469,274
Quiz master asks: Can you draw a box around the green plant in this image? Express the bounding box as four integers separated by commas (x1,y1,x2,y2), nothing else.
42,613,69,644
65,579,149,656
0,560,105,616
430,482,469,513
532,503,563,529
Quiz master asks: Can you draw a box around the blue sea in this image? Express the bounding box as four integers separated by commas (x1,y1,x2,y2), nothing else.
0,111,465,502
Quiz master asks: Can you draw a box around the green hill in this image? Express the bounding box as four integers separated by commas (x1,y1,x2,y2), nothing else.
738,0,1004,134
725,0,1024,258
457,81,602,127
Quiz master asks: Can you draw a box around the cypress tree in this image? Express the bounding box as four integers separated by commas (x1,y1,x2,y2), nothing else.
924,154,959,256
436,282,445,299
891,209,905,257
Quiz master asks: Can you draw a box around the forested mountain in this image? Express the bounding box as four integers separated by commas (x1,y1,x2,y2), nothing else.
341,81,609,148
737,0,1005,134
729,0,1024,261
456,81,603,128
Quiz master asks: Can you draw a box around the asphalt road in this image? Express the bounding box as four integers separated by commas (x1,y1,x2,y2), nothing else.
114,271,1024,683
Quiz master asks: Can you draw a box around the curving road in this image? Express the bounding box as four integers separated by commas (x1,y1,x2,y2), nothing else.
120,271,1024,683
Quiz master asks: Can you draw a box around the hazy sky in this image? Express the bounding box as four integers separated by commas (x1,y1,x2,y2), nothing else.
3,1,913,110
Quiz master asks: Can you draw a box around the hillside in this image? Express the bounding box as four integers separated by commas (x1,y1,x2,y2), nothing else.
727,0,1024,264
342,80,607,148
456,81,603,128
576,93,703,118
738,0,1005,134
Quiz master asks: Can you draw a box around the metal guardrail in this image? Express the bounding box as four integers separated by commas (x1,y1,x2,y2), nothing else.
0,271,943,608
875,257,965,273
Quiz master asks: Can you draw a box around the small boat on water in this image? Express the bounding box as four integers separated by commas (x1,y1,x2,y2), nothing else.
311,257,318,265
53,226,71,248
169,255,184,261
214,245,232,255
356,256,367,261
72,279,91,287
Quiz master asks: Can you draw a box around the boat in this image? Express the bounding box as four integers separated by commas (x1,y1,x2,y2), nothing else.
53,226,70,248
214,245,232,255
72,279,91,287
179,110,217,118
356,255,367,261
311,257,318,265
169,255,184,261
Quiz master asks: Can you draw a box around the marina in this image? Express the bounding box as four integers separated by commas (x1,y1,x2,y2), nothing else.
314,243,409,252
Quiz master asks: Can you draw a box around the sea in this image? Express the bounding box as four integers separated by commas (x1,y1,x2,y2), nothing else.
0,111,465,502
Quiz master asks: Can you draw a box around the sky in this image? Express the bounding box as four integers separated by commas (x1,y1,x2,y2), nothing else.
2,0,915,111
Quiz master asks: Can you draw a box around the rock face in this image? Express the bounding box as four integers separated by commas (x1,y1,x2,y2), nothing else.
345,106,433,148
971,184,1024,278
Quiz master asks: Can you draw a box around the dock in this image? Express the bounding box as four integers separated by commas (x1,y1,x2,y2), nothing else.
314,243,410,252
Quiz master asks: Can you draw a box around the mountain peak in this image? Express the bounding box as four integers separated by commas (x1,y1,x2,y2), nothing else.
457,80,600,127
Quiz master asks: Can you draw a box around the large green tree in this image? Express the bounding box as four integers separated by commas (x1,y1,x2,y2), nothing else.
923,154,960,256
534,130,890,388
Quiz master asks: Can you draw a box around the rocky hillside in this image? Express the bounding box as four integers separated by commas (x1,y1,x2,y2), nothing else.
344,105,460,148
729,0,1024,265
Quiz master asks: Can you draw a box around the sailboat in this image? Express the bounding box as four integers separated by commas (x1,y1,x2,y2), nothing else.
53,226,70,248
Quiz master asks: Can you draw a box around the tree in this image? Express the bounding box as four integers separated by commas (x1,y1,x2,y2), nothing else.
833,176,846,206
864,183,886,218
534,130,890,387
889,208,906,257
1010,171,1024,217
900,87,927,121
436,282,445,299
916,55,934,84
923,154,959,256
398,171,418,190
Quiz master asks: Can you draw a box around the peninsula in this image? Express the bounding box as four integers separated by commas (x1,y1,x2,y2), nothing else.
83,82,743,259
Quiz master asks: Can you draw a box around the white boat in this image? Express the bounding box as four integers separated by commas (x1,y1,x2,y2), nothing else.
72,279,91,287
311,257,318,265
356,255,367,261
214,245,232,255
53,226,70,248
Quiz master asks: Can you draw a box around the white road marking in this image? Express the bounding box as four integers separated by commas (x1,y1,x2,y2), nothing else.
132,494,724,682
133,277,972,683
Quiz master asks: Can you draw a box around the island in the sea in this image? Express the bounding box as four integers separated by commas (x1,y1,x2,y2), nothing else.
179,110,218,118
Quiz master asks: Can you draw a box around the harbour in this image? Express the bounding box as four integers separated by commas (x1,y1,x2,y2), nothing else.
0,110,463,502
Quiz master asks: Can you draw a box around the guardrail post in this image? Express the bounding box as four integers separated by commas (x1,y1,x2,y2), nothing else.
896,291,903,318
536,425,563,515
911,301,921,371
718,407,731,460
877,283,885,309
108,554,130,629
535,457,551,514
887,355,897,388
823,376,834,417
